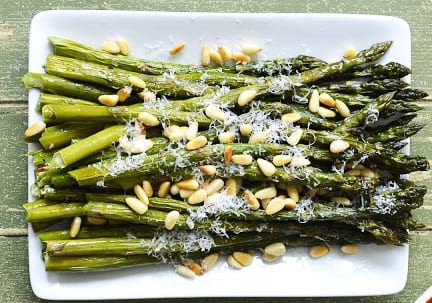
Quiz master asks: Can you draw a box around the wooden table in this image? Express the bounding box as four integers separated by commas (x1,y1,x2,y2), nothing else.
1,1,431,302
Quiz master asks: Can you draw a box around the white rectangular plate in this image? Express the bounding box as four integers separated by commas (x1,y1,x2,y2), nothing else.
28,10,411,300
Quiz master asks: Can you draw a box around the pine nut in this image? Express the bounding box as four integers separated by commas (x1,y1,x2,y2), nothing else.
345,169,361,176
117,87,131,102
177,178,199,190
198,165,217,176
239,123,253,136
116,39,130,55
329,139,350,154
165,210,180,230
157,181,171,198
319,93,336,107
232,251,253,266
249,130,269,144
98,94,119,106
176,265,196,279
201,253,219,271
168,129,186,142
331,196,352,206
169,42,186,55
137,112,159,127
205,178,225,196
286,184,299,202
361,167,377,179
69,216,82,238
224,145,233,164
218,132,236,144
254,186,277,200
240,43,263,56
290,157,311,167
265,197,285,215
130,137,154,154
141,180,153,197
244,190,260,210
260,198,271,210
281,112,301,124
284,197,296,209
308,89,320,113
344,47,356,58
209,50,224,65
237,89,257,106
179,188,195,199
287,129,303,146
231,154,253,166
128,75,146,89
272,155,292,167
262,252,279,262
317,106,336,118
24,121,46,139
217,45,232,62
232,51,251,63
201,44,210,67
205,104,227,121
188,188,208,204
134,184,149,205
137,90,157,102
185,261,203,276
125,196,148,214
227,254,243,269
335,99,351,118
226,178,241,195
102,41,121,54
170,183,180,196
257,158,276,177
309,245,330,259
185,136,207,150
264,242,286,257
86,215,107,225
186,121,199,140
341,243,359,254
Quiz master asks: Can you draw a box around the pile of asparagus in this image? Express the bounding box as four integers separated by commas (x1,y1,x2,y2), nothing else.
23,37,429,273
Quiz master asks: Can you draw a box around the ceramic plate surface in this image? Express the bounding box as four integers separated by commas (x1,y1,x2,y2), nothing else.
28,10,411,300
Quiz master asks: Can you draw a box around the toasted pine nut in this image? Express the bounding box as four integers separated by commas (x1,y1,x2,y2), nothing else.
24,121,46,139
248,130,269,144
244,190,260,210
344,47,356,58
169,42,186,55
209,50,224,65
165,210,180,230
217,45,232,62
137,90,157,102
308,89,320,113
116,39,130,55
240,43,263,56
179,188,195,199
117,87,131,102
272,155,292,167
226,178,241,195
257,158,276,177
134,184,149,205
262,252,279,262
170,183,180,196
264,242,286,257
329,139,350,154
185,136,207,150
205,104,227,121
309,245,330,259
361,167,377,179
290,157,311,167
201,44,210,67
345,169,361,176
137,112,160,127
199,165,217,176
224,145,233,165
201,253,219,271
281,112,301,124
317,107,336,118
232,51,251,63
102,41,121,54
98,94,119,106
237,89,257,106
227,254,243,269
125,196,148,214
232,251,253,266
254,186,277,200
335,99,351,118
157,181,171,198
218,132,236,144
319,93,336,107
231,154,253,166
69,216,82,238
186,121,199,141
265,197,285,215
239,123,253,136
331,196,352,206
260,198,271,209
284,198,297,209
177,178,199,190
128,75,146,89
205,178,225,196
175,265,196,279
341,243,359,254
287,129,303,146
188,188,208,204
86,215,107,225
185,261,203,276
286,184,299,202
